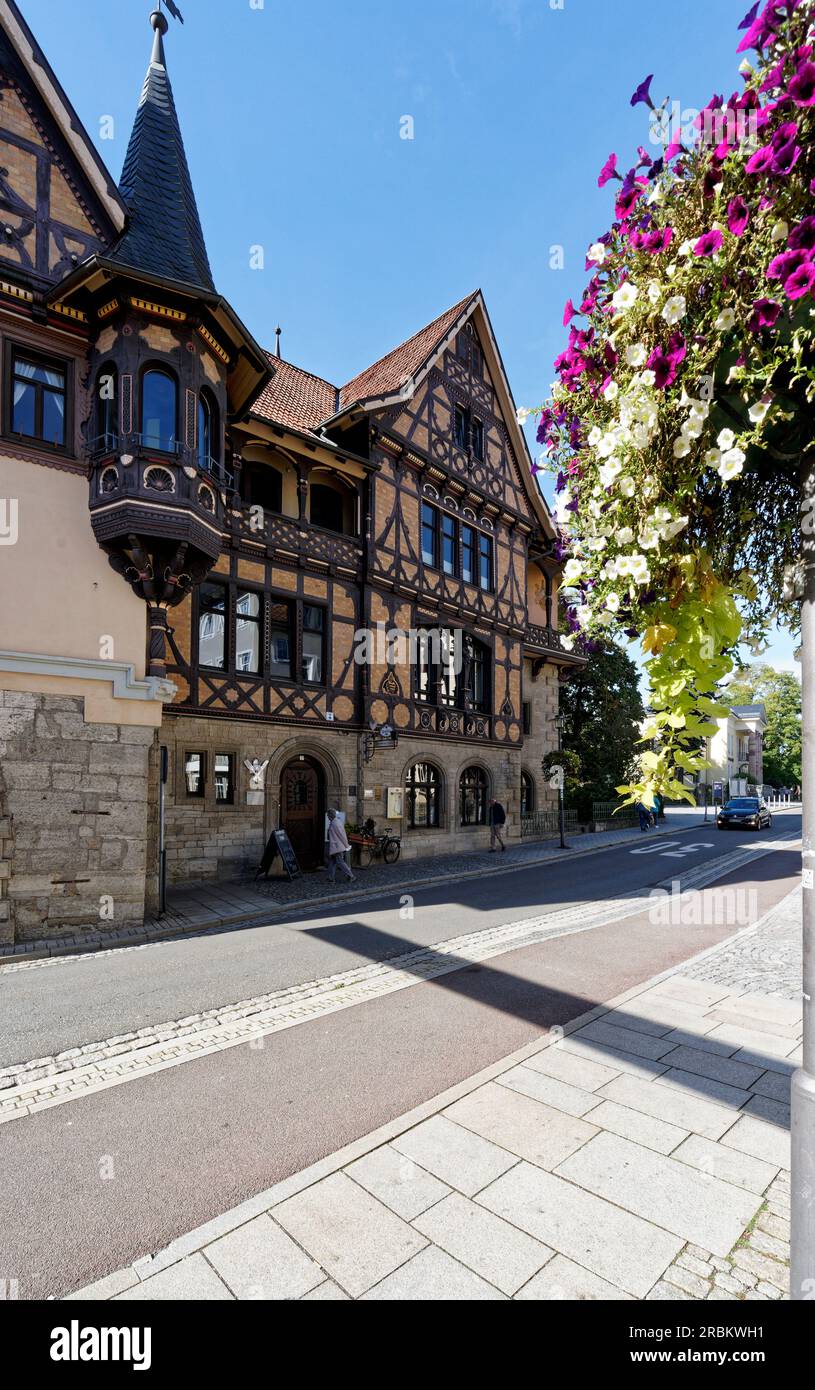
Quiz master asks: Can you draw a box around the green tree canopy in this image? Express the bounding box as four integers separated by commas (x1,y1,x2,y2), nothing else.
723,661,802,786
560,639,645,807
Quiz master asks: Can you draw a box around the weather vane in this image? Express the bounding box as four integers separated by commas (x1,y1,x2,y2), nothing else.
156,0,184,22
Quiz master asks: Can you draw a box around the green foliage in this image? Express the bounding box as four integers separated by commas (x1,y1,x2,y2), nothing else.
724,662,802,786
559,639,645,806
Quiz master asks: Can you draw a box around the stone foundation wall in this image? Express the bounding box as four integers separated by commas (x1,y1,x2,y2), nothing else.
0,691,154,942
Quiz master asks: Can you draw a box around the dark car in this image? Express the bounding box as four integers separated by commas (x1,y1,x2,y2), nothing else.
716,797,772,831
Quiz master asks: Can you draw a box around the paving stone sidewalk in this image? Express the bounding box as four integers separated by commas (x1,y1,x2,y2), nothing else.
68,885,801,1302
0,809,711,963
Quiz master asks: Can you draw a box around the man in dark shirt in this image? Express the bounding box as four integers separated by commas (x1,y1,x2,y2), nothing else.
488,798,507,852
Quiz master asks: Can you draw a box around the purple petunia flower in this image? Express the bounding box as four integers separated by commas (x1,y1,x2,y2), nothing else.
727,196,750,237
767,247,811,284
563,299,576,327
784,261,815,300
745,143,775,174
598,153,618,188
646,333,686,390
789,216,815,250
738,2,760,29
748,297,782,331
693,229,723,257
630,74,654,108
789,59,815,105
771,140,801,176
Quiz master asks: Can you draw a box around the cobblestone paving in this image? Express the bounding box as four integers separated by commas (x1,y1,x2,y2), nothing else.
67,885,801,1303
681,888,802,1001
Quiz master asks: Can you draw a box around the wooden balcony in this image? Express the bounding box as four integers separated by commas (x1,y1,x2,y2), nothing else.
230,507,363,578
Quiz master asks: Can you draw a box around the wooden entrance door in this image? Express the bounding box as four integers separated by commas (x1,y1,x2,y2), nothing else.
281,757,325,870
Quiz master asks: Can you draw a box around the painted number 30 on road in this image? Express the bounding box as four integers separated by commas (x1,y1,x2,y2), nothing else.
630,840,715,858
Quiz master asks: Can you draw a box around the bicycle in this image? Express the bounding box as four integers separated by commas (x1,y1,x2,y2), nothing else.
347,817,402,868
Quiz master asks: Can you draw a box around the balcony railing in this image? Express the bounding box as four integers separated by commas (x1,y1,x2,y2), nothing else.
232,506,363,575
525,624,568,654
88,433,234,488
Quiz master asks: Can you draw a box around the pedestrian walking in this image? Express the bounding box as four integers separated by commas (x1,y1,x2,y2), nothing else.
636,800,651,832
488,798,507,852
326,808,354,884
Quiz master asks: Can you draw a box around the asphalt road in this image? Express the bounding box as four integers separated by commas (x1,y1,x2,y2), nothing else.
0,811,800,1067
0,821,801,1299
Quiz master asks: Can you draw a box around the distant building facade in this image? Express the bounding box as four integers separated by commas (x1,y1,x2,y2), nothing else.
0,3,581,945
705,703,767,794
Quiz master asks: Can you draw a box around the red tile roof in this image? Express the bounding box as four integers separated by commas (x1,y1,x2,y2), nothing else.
338,291,477,409
251,353,337,432
250,294,479,433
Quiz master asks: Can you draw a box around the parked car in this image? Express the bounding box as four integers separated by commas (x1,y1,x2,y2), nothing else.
716,796,772,831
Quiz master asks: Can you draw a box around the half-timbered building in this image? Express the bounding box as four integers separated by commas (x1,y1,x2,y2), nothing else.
0,2,582,944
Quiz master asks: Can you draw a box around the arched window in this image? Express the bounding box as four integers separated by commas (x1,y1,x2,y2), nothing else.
141,369,177,452
242,461,283,514
310,482,345,534
520,771,535,818
197,390,219,470
460,766,488,827
95,363,118,448
406,763,441,829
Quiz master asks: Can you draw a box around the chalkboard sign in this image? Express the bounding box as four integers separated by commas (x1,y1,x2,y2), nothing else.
257,829,302,881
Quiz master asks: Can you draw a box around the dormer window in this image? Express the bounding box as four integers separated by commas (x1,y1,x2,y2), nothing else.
141,368,177,452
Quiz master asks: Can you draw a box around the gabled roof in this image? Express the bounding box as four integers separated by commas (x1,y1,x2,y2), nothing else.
252,354,337,433
0,0,125,233
248,290,555,539
338,292,477,409
730,703,768,723
108,10,214,293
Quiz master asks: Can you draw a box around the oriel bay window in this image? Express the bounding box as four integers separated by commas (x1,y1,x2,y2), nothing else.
197,583,326,687
141,368,177,452
9,348,68,448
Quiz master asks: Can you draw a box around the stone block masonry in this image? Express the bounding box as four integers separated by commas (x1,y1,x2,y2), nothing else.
0,691,154,944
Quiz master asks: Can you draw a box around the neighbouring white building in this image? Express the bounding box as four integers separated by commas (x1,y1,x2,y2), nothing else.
704,703,767,795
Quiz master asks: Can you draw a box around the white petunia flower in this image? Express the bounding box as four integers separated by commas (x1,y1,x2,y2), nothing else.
718,447,746,481
771,220,789,243
603,380,619,401
618,476,636,498
704,448,721,467
597,432,619,458
616,526,634,544
516,407,531,425
587,241,608,264
717,428,736,450
715,307,736,331
588,425,603,447
673,434,692,458
662,294,687,326
647,283,662,304
562,558,583,583
625,343,647,367
612,282,639,311
638,369,656,388
677,240,694,257
560,634,575,652
748,398,772,424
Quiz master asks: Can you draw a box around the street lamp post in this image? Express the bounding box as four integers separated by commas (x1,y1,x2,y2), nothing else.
792,461,815,1300
555,711,567,850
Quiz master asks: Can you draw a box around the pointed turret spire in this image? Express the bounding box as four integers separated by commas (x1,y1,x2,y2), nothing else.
110,8,214,292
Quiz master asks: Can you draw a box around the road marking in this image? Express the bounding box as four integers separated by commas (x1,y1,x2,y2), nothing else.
631,840,681,855
0,836,799,1126
661,842,715,859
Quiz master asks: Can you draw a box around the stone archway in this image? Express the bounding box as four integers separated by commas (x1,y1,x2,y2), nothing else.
267,738,344,871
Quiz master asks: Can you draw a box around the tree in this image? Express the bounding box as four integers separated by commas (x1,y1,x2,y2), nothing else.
724,661,802,784
560,639,645,808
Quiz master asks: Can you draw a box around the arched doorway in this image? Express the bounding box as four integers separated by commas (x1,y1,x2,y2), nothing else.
280,755,326,870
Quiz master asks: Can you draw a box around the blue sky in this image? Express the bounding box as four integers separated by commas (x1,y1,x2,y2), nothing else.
23,0,798,675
